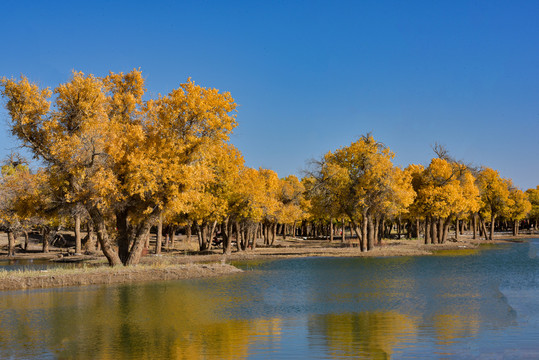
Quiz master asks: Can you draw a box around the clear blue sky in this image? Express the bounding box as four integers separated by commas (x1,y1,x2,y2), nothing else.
1,0,538,189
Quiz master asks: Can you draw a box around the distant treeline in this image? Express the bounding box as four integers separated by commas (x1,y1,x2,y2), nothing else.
1,70,538,265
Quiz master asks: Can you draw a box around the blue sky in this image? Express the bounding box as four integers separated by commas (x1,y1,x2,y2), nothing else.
1,0,538,189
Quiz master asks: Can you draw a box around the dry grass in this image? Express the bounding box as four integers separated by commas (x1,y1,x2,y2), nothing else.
0,262,242,291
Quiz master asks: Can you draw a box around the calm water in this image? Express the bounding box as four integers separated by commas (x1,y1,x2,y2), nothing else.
0,239,538,359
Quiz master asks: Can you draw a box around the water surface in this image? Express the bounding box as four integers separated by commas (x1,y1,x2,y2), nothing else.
0,239,538,359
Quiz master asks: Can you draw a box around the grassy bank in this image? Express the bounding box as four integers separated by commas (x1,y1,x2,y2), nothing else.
0,263,242,291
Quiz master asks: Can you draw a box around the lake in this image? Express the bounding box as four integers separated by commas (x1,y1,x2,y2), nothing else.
1,239,538,359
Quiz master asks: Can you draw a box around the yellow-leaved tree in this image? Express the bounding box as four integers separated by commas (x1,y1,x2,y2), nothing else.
504,183,531,236
1,70,237,266
526,186,539,230
477,168,511,240
313,135,414,251
411,158,480,244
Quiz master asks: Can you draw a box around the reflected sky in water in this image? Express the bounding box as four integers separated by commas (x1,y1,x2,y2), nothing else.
0,239,538,359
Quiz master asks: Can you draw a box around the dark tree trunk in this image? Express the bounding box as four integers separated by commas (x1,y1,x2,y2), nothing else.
425,218,430,244
479,216,489,240
155,213,163,254
234,221,242,251
88,208,122,266
341,218,346,242
116,209,129,263
490,215,496,240
251,223,259,250
437,218,444,244
472,213,477,239
374,216,381,245
170,225,176,249
75,213,82,255
455,218,459,241
222,219,232,255
430,217,437,245
351,221,364,251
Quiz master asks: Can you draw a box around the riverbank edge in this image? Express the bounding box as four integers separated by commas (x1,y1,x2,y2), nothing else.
0,263,243,292
1,236,534,292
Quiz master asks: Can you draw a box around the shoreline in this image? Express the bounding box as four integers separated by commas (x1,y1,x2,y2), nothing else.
0,263,243,292
0,234,536,292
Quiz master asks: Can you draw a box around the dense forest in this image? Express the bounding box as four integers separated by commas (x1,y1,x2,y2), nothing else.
1,70,538,266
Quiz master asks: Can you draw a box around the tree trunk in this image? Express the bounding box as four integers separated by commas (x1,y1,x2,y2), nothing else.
479,216,489,240
42,228,50,253
490,214,496,240
234,221,242,251
23,231,29,251
83,222,97,253
124,213,159,266
455,218,459,241
329,220,334,242
145,232,150,249
251,223,259,250
425,218,430,244
170,225,176,249
222,219,232,255
367,215,375,250
437,218,444,244
374,216,381,245
164,226,170,249
271,222,276,245
430,217,437,245
472,213,477,239
116,209,130,263
341,218,346,242
361,214,368,251
7,231,15,257
155,213,163,254
186,222,192,243
351,221,364,251
442,218,450,244
90,210,122,266
75,213,82,255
